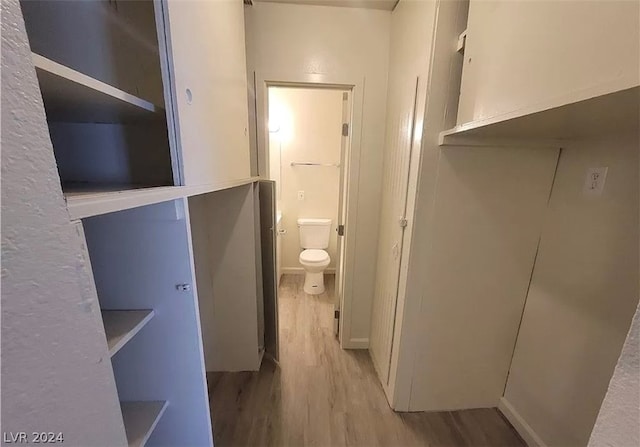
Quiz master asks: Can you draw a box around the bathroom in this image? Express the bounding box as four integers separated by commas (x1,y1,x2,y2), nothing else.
267,85,351,337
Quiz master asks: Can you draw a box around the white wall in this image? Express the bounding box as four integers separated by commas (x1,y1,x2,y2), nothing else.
457,0,639,125
588,302,640,447
268,87,342,271
245,2,390,343
503,132,639,447
1,0,127,444
407,146,559,411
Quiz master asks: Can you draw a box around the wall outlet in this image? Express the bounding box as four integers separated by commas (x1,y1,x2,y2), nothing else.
297,190,305,201
583,167,608,197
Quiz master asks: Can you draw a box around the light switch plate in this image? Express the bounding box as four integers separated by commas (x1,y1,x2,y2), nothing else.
583,167,608,197
297,190,305,201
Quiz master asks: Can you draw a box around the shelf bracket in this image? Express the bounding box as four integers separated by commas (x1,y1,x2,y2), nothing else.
456,29,467,53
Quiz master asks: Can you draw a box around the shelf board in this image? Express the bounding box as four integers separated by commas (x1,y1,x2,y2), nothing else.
32,53,163,123
65,185,182,220
121,401,168,447
439,83,639,147
64,177,262,220
102,310,154,357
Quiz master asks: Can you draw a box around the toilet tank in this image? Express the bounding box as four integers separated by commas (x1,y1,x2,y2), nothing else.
297,218,332,249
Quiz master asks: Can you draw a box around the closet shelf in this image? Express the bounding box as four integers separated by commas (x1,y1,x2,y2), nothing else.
439,83,639,147
64,177,261,220
65,185,184,220
121,401,168,447
32,53,164,123
102,310,154,357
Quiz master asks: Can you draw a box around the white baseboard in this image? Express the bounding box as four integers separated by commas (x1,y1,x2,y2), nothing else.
498,397,547,447
344,337,369,349
281,267,336,275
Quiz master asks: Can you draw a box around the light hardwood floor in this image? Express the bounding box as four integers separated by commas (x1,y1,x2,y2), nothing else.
207,274,525,447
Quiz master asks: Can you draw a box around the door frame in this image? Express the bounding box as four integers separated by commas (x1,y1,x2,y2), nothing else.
254,70,364,349
335,90,352,337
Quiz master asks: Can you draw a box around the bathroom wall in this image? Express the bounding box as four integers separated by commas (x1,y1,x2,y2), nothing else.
502,131,639,447
245,2,390,345
269,87,342,272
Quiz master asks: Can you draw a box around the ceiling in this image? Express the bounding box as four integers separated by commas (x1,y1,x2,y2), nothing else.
253,0,398,12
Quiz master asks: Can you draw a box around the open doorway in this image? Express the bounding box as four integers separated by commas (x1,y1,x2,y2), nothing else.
266,85,353,344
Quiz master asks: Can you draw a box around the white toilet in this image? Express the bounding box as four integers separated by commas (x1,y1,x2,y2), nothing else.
297,218,331,295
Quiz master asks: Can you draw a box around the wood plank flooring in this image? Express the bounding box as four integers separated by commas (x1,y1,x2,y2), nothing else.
207,274,525,447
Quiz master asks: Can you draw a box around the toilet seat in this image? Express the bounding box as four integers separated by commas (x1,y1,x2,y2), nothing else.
299,249,330,265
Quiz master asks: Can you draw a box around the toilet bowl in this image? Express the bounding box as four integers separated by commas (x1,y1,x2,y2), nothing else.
299,249,331,294
297,218,332,295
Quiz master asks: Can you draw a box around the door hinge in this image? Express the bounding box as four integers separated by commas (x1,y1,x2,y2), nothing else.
337,224,345,236
399,217,408,228
342,123,349,137
334,309,340,319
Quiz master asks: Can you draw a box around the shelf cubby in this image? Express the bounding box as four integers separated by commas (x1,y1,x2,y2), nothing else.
83,201,213,446
102,310,155,357
33,53,163,123
22,0,176,195
120,401,168,447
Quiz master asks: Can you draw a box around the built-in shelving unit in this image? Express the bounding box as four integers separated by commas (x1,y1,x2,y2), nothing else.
120,401,168,447
32,53,163,123
102,310,155,357
18,0,251,445
22,0,176,195
84,200,213,446
65,177,262,220
439,83,639,147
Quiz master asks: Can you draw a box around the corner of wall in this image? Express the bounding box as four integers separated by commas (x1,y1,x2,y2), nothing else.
498,398,547,447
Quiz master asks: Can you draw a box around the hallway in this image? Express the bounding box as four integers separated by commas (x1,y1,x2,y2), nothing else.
207,274,524,446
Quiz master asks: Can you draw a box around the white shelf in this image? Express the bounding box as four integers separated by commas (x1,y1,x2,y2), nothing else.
439,83,639,147
121,401,168,447
102,310,154,357
64,177,262,220
32,53,163,123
